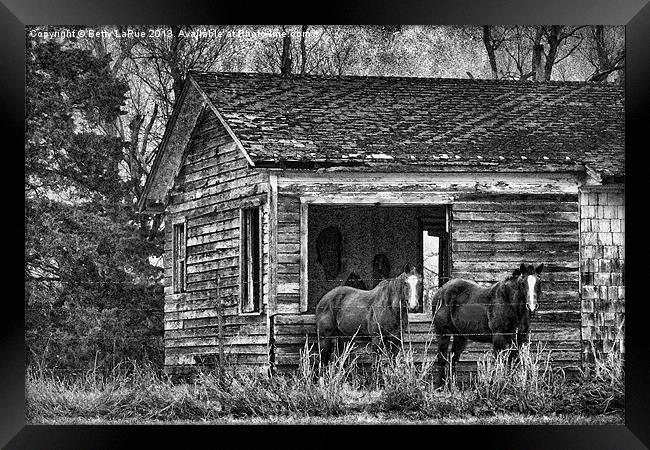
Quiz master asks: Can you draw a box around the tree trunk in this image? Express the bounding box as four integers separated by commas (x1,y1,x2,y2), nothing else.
544,26,563,81
531,27,545,81
281,33,292,75
594,25,609,71
300,25,308,74
588,25,625,82
482,26,499,79
169,26,185,100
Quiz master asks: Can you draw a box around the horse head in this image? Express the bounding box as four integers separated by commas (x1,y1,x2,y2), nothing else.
511,263,544,313
399,263,422,312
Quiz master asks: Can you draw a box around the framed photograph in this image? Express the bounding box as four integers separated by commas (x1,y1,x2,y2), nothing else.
9,0,648,447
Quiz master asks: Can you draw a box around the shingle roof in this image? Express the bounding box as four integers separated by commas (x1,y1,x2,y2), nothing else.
190,71,624,176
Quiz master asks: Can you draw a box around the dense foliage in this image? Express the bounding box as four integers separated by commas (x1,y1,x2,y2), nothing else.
25,35,164,371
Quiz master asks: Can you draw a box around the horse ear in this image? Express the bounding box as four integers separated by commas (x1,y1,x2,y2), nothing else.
519,263,527,275
512,268,521,277
535,263,544,274
403,263,411,274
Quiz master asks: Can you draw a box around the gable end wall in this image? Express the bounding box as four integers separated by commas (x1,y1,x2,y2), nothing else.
163,108,270,373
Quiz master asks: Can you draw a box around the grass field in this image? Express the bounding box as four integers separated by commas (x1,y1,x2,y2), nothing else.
26,343,624,425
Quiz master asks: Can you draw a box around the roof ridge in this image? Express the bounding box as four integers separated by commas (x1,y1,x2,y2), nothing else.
189,70,623,88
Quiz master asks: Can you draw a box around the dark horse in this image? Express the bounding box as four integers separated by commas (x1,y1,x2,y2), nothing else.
315,264,421,367
344,271,367,290
432,263,544,387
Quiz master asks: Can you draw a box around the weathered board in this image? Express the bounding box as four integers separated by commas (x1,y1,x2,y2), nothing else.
163,109,270,372
451,193,580,309
272,314,581,377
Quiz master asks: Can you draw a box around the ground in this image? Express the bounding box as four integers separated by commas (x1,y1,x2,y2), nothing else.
31,413,624,425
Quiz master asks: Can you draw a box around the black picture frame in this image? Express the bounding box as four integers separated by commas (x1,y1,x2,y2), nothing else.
8,0,648,447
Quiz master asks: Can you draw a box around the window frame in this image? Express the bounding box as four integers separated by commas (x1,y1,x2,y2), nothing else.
239,206,263,314
171,217,187,294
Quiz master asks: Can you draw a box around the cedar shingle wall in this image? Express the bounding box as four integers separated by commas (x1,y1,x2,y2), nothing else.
579,186,625,363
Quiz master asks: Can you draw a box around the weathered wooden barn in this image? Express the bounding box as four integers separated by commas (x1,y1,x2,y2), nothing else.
139,72,624,375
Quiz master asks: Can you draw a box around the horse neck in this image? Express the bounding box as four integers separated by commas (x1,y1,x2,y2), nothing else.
502,278,528,319
377,276,404,313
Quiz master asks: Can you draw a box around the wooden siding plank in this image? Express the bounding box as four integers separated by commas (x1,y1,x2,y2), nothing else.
452,241,578,252
169,183,265,214
182,147,242,175
453,211,578,222
165,334,267,347
165,323,267,339
175,169,266,202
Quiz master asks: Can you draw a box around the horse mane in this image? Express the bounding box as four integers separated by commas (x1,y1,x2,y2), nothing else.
504,272,520,282
496,273,527,316
380,273,407,310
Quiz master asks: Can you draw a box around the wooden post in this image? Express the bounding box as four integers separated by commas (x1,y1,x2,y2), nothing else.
216,274,225,377
299,201,309,312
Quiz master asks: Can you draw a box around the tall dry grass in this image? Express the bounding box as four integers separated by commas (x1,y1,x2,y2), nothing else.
26,340,624,423
374,345,431,412
473,342,573,414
